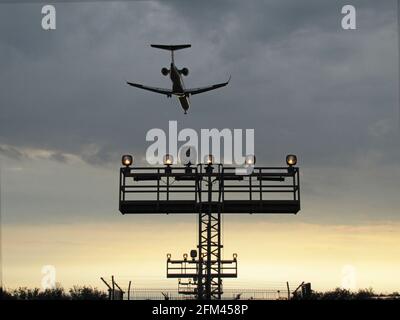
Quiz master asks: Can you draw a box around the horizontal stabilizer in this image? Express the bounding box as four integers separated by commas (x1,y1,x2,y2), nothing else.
150,44,191,51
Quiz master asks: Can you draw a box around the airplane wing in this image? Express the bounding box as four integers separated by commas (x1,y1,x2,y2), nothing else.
127,81,172,96
184,76,231,96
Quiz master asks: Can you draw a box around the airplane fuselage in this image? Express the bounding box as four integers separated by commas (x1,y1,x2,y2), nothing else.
169,63,190,114
127,44,230,115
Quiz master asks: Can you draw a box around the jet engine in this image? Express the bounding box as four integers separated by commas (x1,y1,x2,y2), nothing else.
161,67,170,76
180,68,189,76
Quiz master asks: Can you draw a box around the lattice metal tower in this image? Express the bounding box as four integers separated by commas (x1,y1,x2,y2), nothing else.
119,156,300,299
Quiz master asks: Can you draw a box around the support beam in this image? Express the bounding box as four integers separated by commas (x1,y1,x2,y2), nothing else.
120,163,301,299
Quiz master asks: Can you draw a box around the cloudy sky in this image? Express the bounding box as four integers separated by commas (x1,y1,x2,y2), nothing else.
0,0,399,293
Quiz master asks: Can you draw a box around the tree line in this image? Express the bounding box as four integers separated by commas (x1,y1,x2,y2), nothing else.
0,285,108,300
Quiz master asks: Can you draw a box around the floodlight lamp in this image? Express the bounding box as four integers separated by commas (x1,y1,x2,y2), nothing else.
183,253,188,260
233,253,238,260
286,154,297,166
167,253,171,260
245,154,256,166
121,154,133,167
204,154,214,165
163,154,174,166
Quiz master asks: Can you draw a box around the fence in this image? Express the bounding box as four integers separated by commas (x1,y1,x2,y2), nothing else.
121,287,292,300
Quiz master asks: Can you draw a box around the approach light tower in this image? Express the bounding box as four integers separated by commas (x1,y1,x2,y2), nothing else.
118,154,300,300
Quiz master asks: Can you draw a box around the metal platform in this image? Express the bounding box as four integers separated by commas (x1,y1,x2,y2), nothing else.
120,199,299,214
166,257,238,278
119,166,300,215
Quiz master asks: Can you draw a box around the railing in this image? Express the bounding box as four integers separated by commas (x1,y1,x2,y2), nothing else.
119,165,300,214
166,256,238,279
220,167,300,202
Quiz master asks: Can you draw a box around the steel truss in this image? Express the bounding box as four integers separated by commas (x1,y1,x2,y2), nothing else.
119,163,300,299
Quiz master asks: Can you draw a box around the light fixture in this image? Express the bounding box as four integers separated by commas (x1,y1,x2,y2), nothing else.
245,154,256,166
190,249,197,259
204,154,214,165
163,154,173,174
183,253,188,260
286,154,297,167
204,154,214,174
163,154,174,166
121,154,133,167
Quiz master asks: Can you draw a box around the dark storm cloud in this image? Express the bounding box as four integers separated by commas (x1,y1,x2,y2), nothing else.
0,0,399,225
0,0,398,168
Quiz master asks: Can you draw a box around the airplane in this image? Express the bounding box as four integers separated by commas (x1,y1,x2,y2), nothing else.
127,44,230,114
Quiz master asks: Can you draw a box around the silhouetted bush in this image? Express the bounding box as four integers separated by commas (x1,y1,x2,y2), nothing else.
0,285,107,300
69,286,108,300
319,288,354,300
388,292,400,299
354,288,375,300
10,286,68,300
0,288,14,300
294,287,383,300
1,285,399,300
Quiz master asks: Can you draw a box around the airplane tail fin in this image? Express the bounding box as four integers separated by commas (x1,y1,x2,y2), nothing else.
150,44,191,51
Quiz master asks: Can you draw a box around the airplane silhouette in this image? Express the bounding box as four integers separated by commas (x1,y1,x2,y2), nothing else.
127,44,230,114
